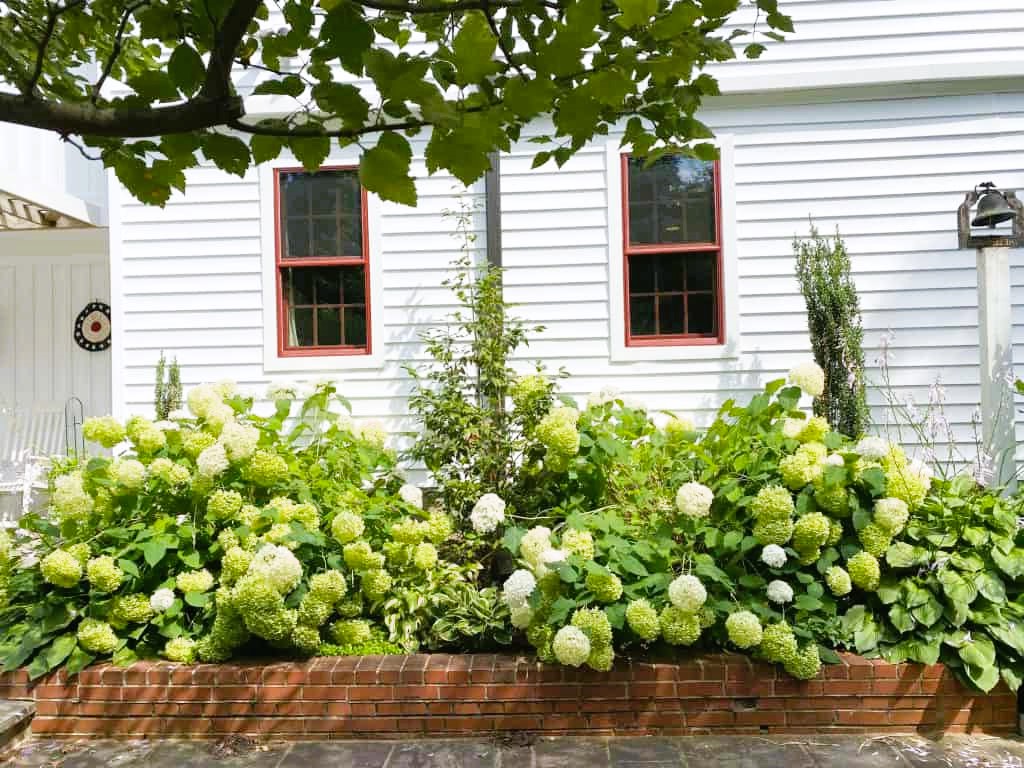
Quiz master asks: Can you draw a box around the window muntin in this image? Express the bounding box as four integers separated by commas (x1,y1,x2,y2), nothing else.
276,168,370,355
622,154,722,346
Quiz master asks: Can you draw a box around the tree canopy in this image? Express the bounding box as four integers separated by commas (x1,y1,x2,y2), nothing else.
0,0,791,205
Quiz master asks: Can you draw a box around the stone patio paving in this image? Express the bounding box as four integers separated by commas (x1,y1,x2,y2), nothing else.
4,735,1024,768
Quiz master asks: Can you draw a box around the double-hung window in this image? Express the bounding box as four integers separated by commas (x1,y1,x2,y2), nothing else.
275,167,371,356
621,154,723,346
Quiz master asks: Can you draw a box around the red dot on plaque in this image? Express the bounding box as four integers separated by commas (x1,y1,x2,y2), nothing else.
91,321,102,332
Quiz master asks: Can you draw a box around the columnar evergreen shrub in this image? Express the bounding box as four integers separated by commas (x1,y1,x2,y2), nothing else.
794,227,869,437
153,352,183,421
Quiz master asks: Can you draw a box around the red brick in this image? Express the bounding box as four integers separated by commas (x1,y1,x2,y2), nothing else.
676,681,725,697
836,710,888,726
302,685,347,701
735,710,786,726
872,679,918,695
630,682,677,699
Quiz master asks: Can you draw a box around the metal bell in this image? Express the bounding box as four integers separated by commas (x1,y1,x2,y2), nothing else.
972,183,1017,228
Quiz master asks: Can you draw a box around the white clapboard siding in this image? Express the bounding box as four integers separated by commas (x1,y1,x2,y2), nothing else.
112,87,1024,464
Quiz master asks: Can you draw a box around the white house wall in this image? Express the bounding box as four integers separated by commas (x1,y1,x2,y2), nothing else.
111,88,1024,466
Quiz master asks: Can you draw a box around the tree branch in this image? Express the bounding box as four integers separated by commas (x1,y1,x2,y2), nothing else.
24,0,86,96
356,0,561,13
227,102,493,138
91,0,151,105
200,0,263,101
0,92,244,137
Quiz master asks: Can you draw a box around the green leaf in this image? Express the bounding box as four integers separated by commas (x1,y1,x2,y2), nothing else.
616,554,649,577
502,526,525,555
992,547,1024,579
965,663,1000,693
319,3,374,74
361,133,416,205
614,0,657,27
65,647,95,676
201,133,251,176
959,634,996,668
744,43,767,59
117,559,140,578
876,579,901,605
911,596,942,627
178,550,202,569
504,78,555,119
289,136,331,172
44,634,77,670
977,572,1006,603
860,467,886,497
167,44,205,95
548,597,576,624
112,646,138,667
451,13,501,85
251,134,285,164
142,540,167,567
253,75,306,97
938,570,978,606
794,595,822,612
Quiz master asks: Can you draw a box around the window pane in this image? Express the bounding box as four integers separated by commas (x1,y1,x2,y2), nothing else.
687,253,715,291
290,307,314,346
629,255,655,293
344,307,367,347
310,174,339,215
281,173,309,217
314,269,341,304
627,155,716,245
285,268,315,305
340,214,362,256
658,295,685,335
312,217,338,257
655,253,685,293
317,307,342,346
285,218,309,259
688,293,716,335
629,295,656,336
341,267,365,303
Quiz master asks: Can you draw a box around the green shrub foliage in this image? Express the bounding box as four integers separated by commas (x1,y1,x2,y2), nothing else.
2,367,1023,695
794,227,869,437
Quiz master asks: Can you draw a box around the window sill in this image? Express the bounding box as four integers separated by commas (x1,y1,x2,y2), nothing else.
262,349,386,374
609,337,741,363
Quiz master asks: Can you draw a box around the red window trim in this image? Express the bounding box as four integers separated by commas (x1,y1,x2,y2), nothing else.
620,153,725,347
274,165,373,358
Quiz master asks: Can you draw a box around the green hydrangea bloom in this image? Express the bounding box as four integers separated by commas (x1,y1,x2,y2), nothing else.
561,529,595,560
133,425,167,455
288,502,320,531
699,606,717,629
425,510,453,544
584,571,623,603
182,430,217,458
207,489,243,521
237,504,261,528
848,551,881,591
725,610,763,649
220,547,252,586
413,543,438,571
873,497,910,535
391,518,427,545
110,458,145,494
246,451,289,487
659,606,701,646
110,594,155,626
886,470,928,510
217,529,239,552
825,566,852,597
784,643,822,680
332,512,365,545
753,517,794,546
664,416,696,442
77,619,119,655
536,407,581,458
82,416,126,448
233,575,292,642
511,374,549,410
797,547,821,566
196,636,231,663
759,621,798,663
176,569,214,594
852,457,881,481
526,624,554,659
297,594,333,628
309,570,347,603
750,485,794,521
814,484,849,516
149,458,191,489
857,523,891,558
587,644,615,672
780,453,821,490
336,595,363,618
797,417,829,443
360,569,392,600
792,513,831,553
164,637,197,663
67,543,91,565
552,626,591,667
826,519,843,547
571,607,613,647
343,541,383,572
625,600,660,641
41,550,83,588
292,624,322,655
86,555,124,593
330,619,372,645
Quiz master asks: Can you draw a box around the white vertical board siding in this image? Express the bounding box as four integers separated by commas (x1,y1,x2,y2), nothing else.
0,229,111,419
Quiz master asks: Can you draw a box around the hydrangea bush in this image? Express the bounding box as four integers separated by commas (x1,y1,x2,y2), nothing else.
2,363,1023,696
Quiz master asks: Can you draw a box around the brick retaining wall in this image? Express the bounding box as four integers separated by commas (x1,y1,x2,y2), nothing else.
0,653,1017,738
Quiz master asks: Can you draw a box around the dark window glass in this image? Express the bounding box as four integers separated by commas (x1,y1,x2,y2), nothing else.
655,253,686,293
628,255,656,293
280,170,362,259
341,268,365,303
282,265,368,349
688,254,714,291
626,251,717,338
290,307,314,346
658,295,685,335
287,268,315,305
627,156,715,245
344,307,368,347
630,296,656,336
316,308,342,346
688,293,715,335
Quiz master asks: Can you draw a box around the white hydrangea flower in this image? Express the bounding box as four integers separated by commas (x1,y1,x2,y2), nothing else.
214,380,237,399
266,381,300,400
167,409,191,421
519,526,552,568
510,603,534,629
675,482,713,518
760,544,787,569
825,453,845,466
247,544,303,595
587,386,621,408
782,418,805,440
398,484,424,509
356,419,387,449
767,579,794,604
205,402,235,434
908,458,934,484
218,422,259,463
552,625,591,667
110,458,145,491
150,588,175,612
469,493,506,534
535,547,569,578
502,569,537,608
668,574,707,613
154,420,180,432
196,443,229,478
854,436,890,459
186,384,221,419
788,361,825,397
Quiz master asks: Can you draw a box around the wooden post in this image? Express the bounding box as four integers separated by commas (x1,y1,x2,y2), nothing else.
976,246,1015,487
